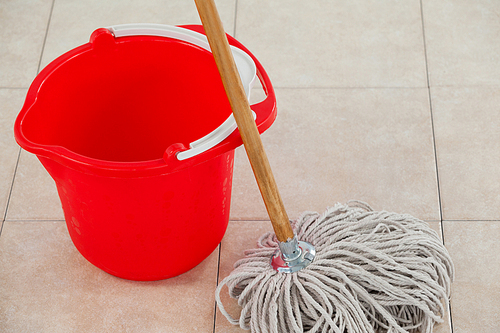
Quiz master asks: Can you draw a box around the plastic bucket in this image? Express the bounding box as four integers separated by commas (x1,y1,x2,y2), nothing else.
14,24,276,281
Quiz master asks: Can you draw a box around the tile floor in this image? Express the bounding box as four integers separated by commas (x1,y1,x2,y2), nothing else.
1,0,499,332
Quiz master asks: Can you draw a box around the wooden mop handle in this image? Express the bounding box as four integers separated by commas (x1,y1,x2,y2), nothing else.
194,0,294,242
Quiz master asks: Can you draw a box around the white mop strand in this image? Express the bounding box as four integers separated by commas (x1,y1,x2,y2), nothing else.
215,202,454,333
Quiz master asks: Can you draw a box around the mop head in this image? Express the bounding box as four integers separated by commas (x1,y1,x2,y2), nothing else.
215,202,454,333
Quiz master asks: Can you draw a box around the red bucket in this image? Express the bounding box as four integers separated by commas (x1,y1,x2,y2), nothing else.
14,24,276,281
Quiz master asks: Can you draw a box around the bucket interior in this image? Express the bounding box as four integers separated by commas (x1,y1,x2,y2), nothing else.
22,37,233,162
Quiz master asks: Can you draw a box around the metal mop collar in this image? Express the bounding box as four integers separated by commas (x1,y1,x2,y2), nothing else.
215,201,454,333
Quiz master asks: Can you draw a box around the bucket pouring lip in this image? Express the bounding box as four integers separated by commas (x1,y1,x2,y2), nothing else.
14,24,277,178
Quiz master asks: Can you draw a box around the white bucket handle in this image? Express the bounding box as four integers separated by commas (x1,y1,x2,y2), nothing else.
107,24,257,161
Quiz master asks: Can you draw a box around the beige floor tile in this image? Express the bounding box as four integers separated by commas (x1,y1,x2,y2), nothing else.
235,0,427,88
0,89,26,219
422,0,500,86
6,150,64,220
0,221,219,332
230,88,440,221
431,87,500,220
40,0,236,69
444,221,500,333
0,0,53,88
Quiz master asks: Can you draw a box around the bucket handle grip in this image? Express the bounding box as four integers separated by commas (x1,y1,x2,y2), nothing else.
107,23,258,161
107,24,255,98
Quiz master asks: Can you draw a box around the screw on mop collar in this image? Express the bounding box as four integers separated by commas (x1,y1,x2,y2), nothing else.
271,236,315,273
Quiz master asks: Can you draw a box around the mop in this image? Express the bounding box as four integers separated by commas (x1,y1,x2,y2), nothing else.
194,1,454,332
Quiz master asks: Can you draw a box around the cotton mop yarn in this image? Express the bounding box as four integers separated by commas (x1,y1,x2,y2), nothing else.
215,201,454,333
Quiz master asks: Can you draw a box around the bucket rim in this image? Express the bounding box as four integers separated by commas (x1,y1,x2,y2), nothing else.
14,24,277,178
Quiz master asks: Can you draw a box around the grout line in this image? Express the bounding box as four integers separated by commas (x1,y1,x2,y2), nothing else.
440,221,446,249
273,86,429,90
4,219,66,222
254,85,499,91
442,219,500,222
233,0,239,37
420,2,453,333
252,84,500,90
419,0,431,89
448,301,455,333
419,0,444,224
429,84,500,88
2,0,58,232
440,220,454,333
0,87,29,90
229,218,270,222
36,0,56,74
2,148,22,225
212,243,222,333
